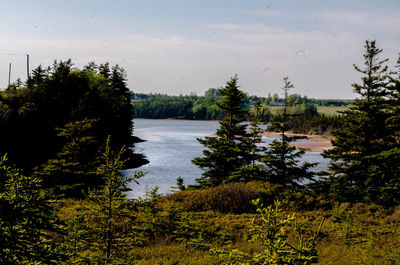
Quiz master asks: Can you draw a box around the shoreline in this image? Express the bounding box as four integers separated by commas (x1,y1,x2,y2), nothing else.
262,132,333,152
134,119,333,152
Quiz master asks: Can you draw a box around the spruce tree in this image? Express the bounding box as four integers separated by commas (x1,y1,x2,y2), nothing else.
86,138,143,263
192,76,252,186
36,118,102,197
322,40,391,203
371,54,400,204
229,100,266,182
261,77,316,186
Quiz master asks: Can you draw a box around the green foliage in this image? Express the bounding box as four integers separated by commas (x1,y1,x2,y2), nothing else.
56,138,146,264
0,60,146,193
136,187,164,242
329,204,366,247
212,200,323,265
322,40,400,205
173,177,187,191
0,155,64,264
35,118,102,197
54,194,400,265
230,100,267,182
168,182,262,213
261,137,316,186
132,88,224,120
167,181,326,214
171,210,211,250
193,76,255,186
262,77,317,186
85,139,143,264
133,91,351,121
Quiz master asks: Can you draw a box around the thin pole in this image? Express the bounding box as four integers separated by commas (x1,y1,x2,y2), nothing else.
26,54,30,80
8,63,11,87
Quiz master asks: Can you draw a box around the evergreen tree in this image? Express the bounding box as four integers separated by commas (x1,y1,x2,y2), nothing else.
371,54,400,204
229,100,266,182
261,77,316,186
86,138,143,264
322,40,391,203
192,76,252,186
0,155,64,264
35,118,101,197
0,60,147,177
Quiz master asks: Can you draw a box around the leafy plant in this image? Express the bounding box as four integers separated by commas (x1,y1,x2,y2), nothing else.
212,200,324,265
0,155,65,264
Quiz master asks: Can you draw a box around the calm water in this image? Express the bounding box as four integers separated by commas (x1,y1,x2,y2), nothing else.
125,119,329,198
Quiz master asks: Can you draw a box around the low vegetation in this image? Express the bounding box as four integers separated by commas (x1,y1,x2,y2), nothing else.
53,183,400,264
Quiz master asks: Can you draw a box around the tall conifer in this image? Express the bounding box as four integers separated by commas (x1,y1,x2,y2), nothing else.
261,77,316,185
323,40,391,202
229,100,266,182
192,76,251,186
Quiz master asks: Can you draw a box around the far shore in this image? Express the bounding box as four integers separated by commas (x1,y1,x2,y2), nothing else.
262,132,333,152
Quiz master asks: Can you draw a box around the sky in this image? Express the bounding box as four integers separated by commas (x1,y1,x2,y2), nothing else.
0,0,399,98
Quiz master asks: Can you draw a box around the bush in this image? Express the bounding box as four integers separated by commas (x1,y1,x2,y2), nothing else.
167,181,330,214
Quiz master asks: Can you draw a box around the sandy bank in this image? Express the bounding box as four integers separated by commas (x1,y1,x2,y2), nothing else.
262,132,333,152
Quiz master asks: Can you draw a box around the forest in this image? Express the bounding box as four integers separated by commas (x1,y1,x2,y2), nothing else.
0,40,400,264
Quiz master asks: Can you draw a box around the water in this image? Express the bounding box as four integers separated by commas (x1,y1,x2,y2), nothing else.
125,119,329,198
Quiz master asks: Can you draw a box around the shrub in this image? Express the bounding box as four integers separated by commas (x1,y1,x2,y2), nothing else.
167,182,277,213
167,181,329,213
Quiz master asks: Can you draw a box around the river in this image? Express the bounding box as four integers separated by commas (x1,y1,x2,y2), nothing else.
124,119,329,198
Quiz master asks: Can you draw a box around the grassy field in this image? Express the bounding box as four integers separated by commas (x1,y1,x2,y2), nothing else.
58,182,400,264
316,105,349,115
267,105,349,116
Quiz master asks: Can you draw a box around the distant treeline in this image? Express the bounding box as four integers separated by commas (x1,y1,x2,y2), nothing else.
132,89,225,120
132,90,347,134
132,90,352,120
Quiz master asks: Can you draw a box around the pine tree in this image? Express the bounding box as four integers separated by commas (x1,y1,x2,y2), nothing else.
261,77,316,186
371,54,400,204
192,76,252,186
86,138,143,263
322,40,391,203
36,118,101,197
229,100,266,182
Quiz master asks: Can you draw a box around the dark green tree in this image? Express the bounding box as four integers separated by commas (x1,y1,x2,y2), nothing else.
229,100,266,182
192,76,252,186
0,60,146,175
369,53,400,204
35,118,101,197
261,77,316,186
322,40,391,203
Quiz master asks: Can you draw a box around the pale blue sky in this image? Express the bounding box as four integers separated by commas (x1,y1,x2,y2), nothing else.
1,0,399,98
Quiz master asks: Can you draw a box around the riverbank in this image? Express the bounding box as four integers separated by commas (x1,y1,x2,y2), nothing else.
262,132,333,152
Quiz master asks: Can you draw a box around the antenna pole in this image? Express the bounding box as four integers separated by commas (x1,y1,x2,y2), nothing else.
26,54,30,80
8,63,11,87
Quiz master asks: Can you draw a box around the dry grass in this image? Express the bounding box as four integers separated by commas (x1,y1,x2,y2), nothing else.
56,187,400,265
